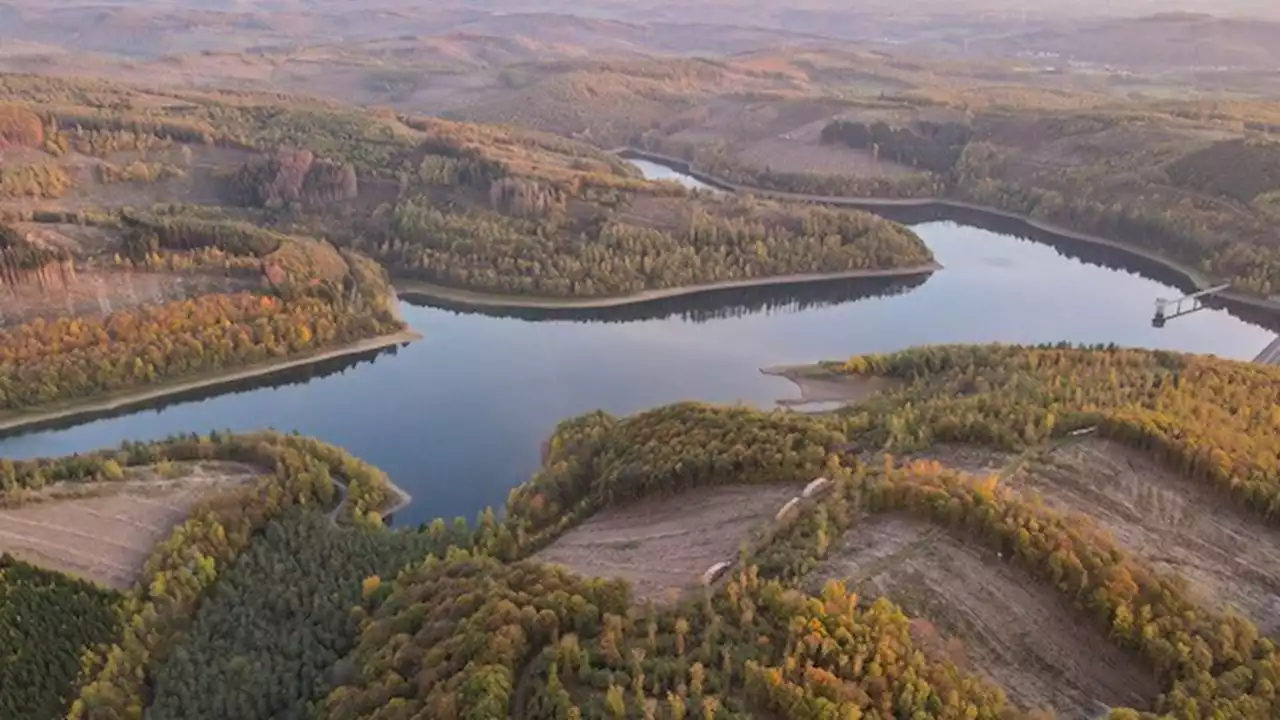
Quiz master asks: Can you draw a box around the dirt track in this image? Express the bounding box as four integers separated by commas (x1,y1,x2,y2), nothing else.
809,514,1158,717
1011,439,1280,634
0,462,259,589
535,484,802,602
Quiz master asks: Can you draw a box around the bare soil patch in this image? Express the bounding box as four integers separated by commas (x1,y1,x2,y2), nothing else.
0,461,259,589
535,483,802,603
614,194,688,233
762,364,899,408
898,444,1022,476
809,514,1158,717
1010,439,1280,634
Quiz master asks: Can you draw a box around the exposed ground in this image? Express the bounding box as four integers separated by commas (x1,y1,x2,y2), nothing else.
809,514,1160,717
763,364,900,407
1009,439,1280,634
535,483,803,602
0,461,260,589
896,443,1022,476
0,267,256,327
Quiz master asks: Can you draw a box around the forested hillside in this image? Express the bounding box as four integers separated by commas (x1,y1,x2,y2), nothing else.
4,345,1279,718
0,208,405,416
0,74,932,307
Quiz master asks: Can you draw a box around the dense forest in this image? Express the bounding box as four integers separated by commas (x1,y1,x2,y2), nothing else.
0,556,119,720
149,510,444,720
372,193,930,297
226,147,360,209
6,345,1279,718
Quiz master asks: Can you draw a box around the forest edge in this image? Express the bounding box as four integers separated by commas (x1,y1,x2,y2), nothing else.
0,328,422,436
394,263,942,311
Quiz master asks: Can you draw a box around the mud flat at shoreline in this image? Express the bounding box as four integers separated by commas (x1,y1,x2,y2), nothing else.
0,461,260,589
1010,439,1280,634
534,483,802,602
808,514,1159,718
762,363,899,408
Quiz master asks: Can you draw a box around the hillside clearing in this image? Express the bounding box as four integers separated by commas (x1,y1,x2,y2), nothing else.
1010,439,1280,634
535,483,802,602
0,462,260,589
809,514,1159,718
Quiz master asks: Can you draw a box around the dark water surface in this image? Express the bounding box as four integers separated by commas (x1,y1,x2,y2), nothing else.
1,168,1275,526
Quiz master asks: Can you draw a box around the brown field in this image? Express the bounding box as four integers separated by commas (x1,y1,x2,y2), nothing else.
0,462,259,589
1009,439,1280,634
809,514,1159,717
535,483,803,602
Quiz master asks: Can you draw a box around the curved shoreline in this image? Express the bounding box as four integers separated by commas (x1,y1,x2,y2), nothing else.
0,329,423,436
618,148,1280,316
393,263,942,310
761,363,896,408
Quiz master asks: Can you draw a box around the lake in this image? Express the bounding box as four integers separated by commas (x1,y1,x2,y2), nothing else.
1,164,1275,527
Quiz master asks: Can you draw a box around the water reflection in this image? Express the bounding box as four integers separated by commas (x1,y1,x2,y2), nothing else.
401,273,932,324
0,344,407,441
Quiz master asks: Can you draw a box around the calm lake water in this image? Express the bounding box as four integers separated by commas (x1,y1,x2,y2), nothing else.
1,165,1275,526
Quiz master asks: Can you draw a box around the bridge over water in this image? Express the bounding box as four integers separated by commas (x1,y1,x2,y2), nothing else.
1255,335,1280,366
1152,284,1231,327
1151,285,1280,365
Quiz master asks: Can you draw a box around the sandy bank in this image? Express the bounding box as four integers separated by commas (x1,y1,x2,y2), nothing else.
0,329,422,436
762,363,897,408
394,264,941,311
620,149,1280,316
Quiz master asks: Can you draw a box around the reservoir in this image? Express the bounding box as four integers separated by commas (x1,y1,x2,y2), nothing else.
0,164,1274,527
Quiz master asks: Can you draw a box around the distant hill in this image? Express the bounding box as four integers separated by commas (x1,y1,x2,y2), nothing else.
966,14,1280,70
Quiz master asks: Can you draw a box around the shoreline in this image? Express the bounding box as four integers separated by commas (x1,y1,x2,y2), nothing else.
394,263,942,310
761,363,898,408
0,329,423,436
618,148,1280,316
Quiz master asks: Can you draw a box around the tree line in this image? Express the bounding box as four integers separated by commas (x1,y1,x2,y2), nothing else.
0,291,392,411
367,193,930,298
836,343,1280,522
